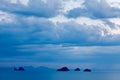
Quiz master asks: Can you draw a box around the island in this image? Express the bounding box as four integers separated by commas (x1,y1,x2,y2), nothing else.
14,67,25,71
57,67,70,71
74,68,80,71
83,69,91,72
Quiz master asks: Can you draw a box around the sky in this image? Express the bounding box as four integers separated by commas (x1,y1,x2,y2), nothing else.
0,0,120,69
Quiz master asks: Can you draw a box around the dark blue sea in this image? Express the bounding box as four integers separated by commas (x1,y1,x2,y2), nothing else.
1,70,120,80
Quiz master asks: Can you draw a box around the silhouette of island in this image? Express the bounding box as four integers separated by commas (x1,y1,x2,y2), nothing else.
57,67,70,71
14,67,18,71
83,69,91,72
14,67,25,71
18,67,25,71
74,68,80,71
12,66,92,72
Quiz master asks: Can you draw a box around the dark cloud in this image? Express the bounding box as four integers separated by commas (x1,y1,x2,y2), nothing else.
0,0,61,18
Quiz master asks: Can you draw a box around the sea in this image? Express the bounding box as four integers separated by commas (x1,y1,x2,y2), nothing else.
1,70,120,80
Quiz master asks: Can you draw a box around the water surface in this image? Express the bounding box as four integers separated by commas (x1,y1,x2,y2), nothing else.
0,70,120,80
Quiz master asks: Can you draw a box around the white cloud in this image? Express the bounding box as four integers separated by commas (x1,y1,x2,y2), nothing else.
67,0,120,18
107,0,120,8
0,10,120,45
10,0,29,6
60,0,84,13
0,11,14,23
49,15,120,44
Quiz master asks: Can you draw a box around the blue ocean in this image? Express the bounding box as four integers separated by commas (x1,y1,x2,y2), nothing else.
1,69,120,80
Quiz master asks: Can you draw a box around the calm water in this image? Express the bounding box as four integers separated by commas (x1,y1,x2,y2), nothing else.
0,70,120,80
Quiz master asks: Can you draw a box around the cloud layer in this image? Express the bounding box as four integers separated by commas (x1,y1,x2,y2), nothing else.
0,0,120,46
0,0,120,68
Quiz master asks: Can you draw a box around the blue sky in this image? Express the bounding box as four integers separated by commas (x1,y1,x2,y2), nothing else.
0,0,120,69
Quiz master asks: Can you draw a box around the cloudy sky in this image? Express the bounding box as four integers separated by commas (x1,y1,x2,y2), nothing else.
0,0,120,69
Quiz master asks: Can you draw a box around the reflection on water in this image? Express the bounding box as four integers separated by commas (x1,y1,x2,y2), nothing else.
1,71,120,80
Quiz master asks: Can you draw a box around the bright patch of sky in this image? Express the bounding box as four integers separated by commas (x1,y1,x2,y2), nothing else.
10,0,29,6
61,0,84,13
107,0,120,8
